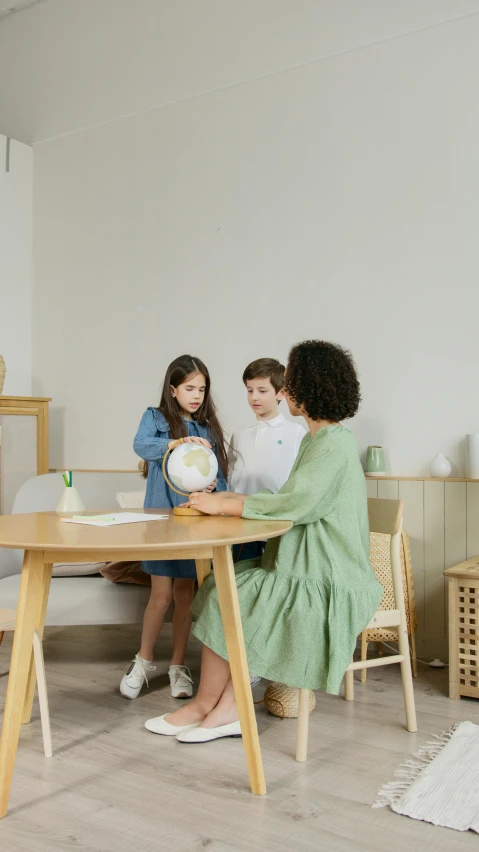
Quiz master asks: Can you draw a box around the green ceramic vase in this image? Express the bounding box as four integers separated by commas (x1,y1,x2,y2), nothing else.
365,445,386,475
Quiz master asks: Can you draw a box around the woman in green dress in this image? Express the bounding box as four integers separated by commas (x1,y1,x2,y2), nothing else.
145,340,382,741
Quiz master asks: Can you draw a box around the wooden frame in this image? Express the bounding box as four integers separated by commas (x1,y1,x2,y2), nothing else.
0,397,51,492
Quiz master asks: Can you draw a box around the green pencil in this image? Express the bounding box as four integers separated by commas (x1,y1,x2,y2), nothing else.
62,473,69,488
69,471,72,488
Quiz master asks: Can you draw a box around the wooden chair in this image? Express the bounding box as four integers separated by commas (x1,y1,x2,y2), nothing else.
360,528,417,682
0,609,52,758
295,498,417,762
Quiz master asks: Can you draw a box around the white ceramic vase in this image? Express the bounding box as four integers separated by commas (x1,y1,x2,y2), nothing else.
56,486,85,514
429,453,451,478
466,434,479,479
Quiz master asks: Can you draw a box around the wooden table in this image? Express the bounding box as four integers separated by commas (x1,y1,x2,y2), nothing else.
0,509,292,817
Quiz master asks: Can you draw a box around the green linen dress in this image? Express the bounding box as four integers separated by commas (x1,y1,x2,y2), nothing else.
191,424,382,694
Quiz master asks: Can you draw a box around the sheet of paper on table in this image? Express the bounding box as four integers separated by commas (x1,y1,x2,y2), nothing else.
59,513,169,527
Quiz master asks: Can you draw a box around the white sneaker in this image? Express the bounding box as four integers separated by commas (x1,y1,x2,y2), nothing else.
250,674,262,687
169,665,193,699
120,654,156,699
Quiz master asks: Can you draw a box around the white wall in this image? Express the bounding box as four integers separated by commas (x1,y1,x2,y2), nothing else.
0,135,32,395
2,0,479,145
2,2,479,472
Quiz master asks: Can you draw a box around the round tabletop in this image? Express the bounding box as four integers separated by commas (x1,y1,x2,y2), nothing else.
0,510,292,552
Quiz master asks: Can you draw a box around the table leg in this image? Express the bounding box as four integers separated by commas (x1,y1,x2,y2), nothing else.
195,559,212,588
212,545,266,795
22,561,53,724
0,550,47,818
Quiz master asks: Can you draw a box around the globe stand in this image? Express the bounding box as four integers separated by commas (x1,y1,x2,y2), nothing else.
173,505,204,517
162,439,207,517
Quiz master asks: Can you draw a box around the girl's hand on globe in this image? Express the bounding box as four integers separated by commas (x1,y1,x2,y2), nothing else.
203,479,217,493
168,436,211,451
183,436,212,448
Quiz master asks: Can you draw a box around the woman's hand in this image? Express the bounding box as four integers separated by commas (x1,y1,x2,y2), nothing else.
204,479,217,493
181,491,246,517
183,492,222,514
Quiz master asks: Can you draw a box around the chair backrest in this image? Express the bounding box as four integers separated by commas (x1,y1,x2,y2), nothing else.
367,497,405,619
369,531,416,629
368,498,403,536
116,490,146,509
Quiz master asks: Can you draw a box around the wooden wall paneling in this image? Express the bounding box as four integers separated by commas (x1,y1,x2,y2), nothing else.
444,482,467,635
423,481,445,640
377,480,399,500
466,483,479,559
399,481,425,645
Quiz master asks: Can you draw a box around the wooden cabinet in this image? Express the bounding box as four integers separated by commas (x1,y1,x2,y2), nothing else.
0,396,51,514
444,558,479,699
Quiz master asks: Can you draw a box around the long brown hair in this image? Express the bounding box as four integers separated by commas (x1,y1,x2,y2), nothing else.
142,355,229,480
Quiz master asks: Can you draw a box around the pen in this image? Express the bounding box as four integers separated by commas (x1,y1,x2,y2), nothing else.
72,515,116,521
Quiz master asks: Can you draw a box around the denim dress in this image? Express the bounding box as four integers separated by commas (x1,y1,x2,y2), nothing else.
133,408,227,579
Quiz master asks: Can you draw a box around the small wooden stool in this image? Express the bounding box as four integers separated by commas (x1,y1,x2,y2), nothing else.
444,557,479,700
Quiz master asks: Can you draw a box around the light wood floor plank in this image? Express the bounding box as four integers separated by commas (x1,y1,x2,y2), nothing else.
1,625,478,851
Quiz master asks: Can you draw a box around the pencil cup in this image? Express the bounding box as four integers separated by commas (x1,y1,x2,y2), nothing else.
56,487,85,515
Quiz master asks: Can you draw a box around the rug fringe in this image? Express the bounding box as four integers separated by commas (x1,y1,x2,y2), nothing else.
373,724,458,810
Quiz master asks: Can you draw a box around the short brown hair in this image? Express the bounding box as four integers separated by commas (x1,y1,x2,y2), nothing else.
242,358,285,393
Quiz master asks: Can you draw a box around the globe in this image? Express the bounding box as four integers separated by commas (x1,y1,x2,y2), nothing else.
167,442,218,495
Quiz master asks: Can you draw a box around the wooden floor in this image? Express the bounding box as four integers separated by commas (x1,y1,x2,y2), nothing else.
1,626,478,852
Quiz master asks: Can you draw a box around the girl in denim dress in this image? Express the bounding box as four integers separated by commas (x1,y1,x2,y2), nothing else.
120,355,228,701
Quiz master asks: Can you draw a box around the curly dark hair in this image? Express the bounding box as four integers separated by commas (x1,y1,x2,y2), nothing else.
285,341,361,421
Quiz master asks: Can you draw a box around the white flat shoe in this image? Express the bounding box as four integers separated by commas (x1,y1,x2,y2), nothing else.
176,721,242,743
145,714,200,736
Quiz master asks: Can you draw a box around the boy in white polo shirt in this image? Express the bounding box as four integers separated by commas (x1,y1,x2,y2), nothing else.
229,357,306,563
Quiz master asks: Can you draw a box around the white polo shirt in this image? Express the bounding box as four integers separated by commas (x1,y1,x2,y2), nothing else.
229,414,307,495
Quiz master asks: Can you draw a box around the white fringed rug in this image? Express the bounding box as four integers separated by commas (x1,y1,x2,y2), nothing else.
374,721,479,832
